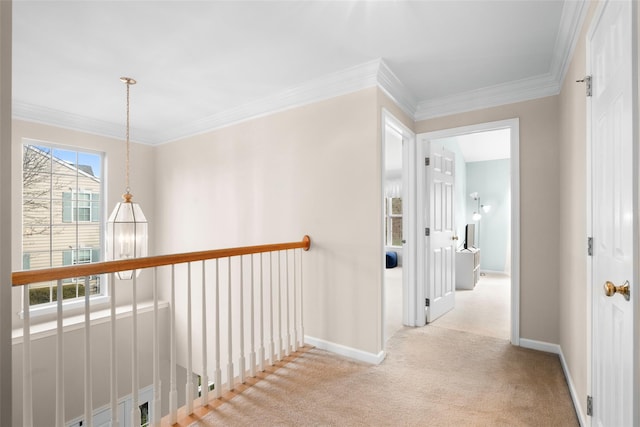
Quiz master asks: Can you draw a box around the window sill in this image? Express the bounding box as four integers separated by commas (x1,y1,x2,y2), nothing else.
18,295,111,320
12,300,169,344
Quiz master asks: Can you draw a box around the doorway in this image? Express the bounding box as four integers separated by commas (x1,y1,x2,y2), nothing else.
418,119,520,344
382,111,416,343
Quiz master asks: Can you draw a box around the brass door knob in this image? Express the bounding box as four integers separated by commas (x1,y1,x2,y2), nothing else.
604,280,630,301
452,235,459,241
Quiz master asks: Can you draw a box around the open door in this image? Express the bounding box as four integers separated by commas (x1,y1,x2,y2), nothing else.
417,136,456,324
589,0,637,425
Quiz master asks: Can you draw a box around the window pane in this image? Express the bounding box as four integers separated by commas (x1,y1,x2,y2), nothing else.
23,142,104,306
391,198,402,215
391,217,403,247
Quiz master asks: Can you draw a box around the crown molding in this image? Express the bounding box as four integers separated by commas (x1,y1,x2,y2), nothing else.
12,101,159,145
549,0,589,88
160,59,383,143
414,73,560,121
375,60,417,119
414,0,587,122
13,0,588,145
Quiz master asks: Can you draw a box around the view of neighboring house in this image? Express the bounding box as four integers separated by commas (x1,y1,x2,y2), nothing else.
22,144,103,305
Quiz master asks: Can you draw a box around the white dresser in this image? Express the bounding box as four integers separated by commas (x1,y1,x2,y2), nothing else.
456,248,480,290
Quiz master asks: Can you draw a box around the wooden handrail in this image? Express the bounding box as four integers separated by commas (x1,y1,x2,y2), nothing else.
12,235,311,286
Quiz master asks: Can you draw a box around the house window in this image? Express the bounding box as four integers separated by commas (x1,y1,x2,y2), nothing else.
22,143,105,306
385,197,403,247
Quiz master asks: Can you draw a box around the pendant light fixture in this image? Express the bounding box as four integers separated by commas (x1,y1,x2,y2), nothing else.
106,77,148,279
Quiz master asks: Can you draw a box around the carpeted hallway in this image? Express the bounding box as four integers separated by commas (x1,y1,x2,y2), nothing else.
191,325,578,426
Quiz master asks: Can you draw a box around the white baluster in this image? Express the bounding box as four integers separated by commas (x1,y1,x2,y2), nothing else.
249,254,257,377
152,268,162,427
227,257,234,391
293,250,298,352
186,263,194,414
269,252,275,366
131,272,140,427
258,253,265,372
201,261,209,407
277,251,282,361
214,259,222,399
238,256,246,384
84,276,93,427
285,250,291,357
299,249,305,349
169,265,178,423
56,280,64,427
110,273,119,427
22,285,33,427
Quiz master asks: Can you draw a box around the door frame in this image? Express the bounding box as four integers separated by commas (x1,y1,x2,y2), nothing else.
586,1,639,424
381,110,416,339
417,118,520,344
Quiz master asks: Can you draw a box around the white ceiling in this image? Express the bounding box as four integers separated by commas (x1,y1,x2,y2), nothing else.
12,1,587,145
438,128,511,163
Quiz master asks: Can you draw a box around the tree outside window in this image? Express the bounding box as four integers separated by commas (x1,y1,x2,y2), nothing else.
22,143,104,306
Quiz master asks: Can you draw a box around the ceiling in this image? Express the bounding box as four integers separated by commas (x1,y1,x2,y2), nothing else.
12,1,587,145
437,128,511,163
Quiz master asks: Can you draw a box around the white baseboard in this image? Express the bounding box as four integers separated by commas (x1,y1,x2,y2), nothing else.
519,338,586,426
519,338,561,354
304,335,386,365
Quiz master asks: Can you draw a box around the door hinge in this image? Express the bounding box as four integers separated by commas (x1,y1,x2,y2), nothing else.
425,298,430,307
425,227,430,236
425,157,430,166
587,395,593,416
576,75,592,97
587,237,593,256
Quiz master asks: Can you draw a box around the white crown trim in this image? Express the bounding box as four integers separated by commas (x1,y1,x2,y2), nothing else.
159,59,383,144
13,0,587,145
376,60,417,119
549,0,589,88
12,101,159,145
414,72,560,121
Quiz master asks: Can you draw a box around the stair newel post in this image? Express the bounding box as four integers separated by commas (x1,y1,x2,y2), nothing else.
84,276,93,427
269,251,275,366
227,257,234,391
152,268,161,426
131,271,140,427
249,253,257,377
285,250,291,357
238,256,246,384
110,273,119,427
55,279,65,427
258,253,265,372
201,261,209,407
22,284,33,427
186,263,194,414
214,259,222,399
169,265,178,423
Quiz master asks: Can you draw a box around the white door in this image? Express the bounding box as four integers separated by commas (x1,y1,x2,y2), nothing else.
418,139,456,323
589,0,636,425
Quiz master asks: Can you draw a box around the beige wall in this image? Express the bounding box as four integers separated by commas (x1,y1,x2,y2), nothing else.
416,96,562,344
155,88,384,355
557,1,601,422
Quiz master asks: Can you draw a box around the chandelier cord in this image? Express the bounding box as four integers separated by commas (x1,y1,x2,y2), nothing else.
121,76,136,196
125,80,131,193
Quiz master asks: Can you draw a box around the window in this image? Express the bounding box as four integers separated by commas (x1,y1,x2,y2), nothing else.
22,143,104,306
385,197,403,247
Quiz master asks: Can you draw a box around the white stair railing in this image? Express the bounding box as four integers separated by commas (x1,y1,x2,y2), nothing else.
12,236,310,427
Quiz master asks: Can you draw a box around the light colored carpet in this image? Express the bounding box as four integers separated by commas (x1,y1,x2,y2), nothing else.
432,272,511,340
190,326,578,426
